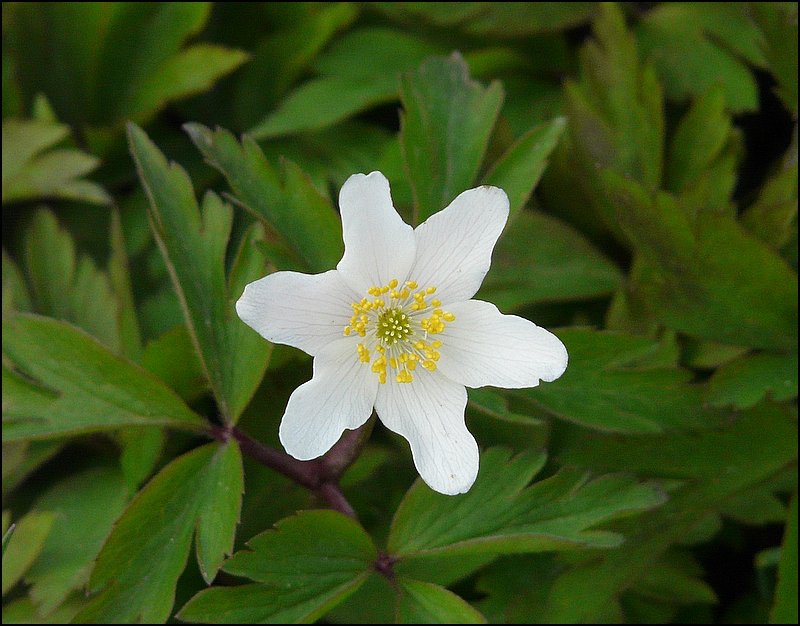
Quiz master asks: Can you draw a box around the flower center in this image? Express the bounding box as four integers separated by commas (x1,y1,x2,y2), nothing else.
343,278,456,384
376,308,412,345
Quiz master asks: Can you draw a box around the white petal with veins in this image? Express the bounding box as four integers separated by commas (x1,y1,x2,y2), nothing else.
236,269,356,356
436,300,568,389
375,372,477,495
337,172,416,295
280,337,379,460
410,186,509,305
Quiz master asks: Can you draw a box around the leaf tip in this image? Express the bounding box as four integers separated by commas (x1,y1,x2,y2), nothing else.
183,122,212,149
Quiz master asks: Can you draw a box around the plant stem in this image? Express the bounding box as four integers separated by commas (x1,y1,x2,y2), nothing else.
209,417,374,519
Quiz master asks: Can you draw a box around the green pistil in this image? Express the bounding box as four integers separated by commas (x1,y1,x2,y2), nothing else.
376,308,412,345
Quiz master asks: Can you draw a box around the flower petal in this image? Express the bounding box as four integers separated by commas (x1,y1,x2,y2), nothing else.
236,269,356,356
410,186,509,304
336,171,416,294
375,373,477,495
437,300,568,388
280,337,378,460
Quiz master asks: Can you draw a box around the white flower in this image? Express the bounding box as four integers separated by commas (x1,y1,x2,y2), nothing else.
236,172,568,495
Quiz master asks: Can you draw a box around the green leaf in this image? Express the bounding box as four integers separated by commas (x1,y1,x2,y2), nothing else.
221,511,375,585
1,511,56,595
127,122,271,423
628,550,717,606
467,388,548,453
636,3,759,113
1,440,64,496
2,314,204,441
1,119,109,205
184,123,343,272
557,401,798,483
2,523,13,558
478,211,622,310
741,157,798,250
400,54,504,224
2,251,32,315
707,351,798,409
477,550,714,624
388,448,665,559
396,579,487,624
314,27,444,80
1,119,68,182
232,3,357,128
249,75,397,139
462,2,596,37
5,3,106,127
108,208,143,361
678,2,767,68
539,3,665,245
752,2,798,115
571,2,664,189
195,440,244,584
771,492,798,624
548,403,797,623
719,488,787,526
520,329,716,433
475,554,563,624
75,442,241,623
7,3,245,128
19,208,122,351
127,44,248,121
248,25,447,139
118,427,165,494
373,3,595,36
605,173,799,350
483,117,566,218
24,467,128,615
178,510,376,624
1,594,84,624
667,86,732,195
370,2,487,27
141,325,209,403
92,3,210,122
260,121,393,203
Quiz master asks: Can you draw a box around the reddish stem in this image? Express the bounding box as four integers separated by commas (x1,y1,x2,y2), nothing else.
209,417,373,519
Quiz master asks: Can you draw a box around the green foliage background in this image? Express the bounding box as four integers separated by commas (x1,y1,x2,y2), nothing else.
2,2,797,623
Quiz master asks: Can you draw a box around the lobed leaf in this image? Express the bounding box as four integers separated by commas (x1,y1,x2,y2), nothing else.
707,351,798,409
24,468,128,615
184,123,342,272
2,314,205,441
605,172,798,350
666,86,732,195
388,448,665,558
636,3,759,113
179,510,376,624
545,402,797,622
127,123,271,423
2,119,109,205
75,442,242,623
399,54,504,224
520,328,718,433
478,211,622,310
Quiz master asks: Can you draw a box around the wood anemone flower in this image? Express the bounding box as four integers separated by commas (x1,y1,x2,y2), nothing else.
237,172,568,495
